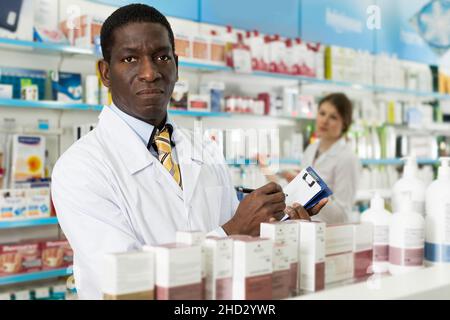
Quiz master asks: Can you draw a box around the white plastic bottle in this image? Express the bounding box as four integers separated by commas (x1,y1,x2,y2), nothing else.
425,157,450,265
388,192,425,275
361,193,392,273
391,156,426,216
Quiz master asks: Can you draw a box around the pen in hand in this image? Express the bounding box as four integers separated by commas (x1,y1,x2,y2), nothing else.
235,186,290,221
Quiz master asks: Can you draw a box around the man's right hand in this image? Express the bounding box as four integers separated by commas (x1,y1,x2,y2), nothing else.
222,182,286,236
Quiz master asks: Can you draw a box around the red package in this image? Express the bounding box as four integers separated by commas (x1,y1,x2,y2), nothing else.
0,242,41,276
40,239,73,270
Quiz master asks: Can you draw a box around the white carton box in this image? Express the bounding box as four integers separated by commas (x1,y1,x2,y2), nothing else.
203,237,233,300
325,252,354,285
325,224,354,256
299,221,326,292
150,244,202,300
272,243,291,300
102,251,154,300
0,84,13,98
353,223,374,278
0,189,27,220
26,188,50,218
10,135,46,184
176,230,207,299
260,220,300,295
0,0,34,41
0,292,10,300
324,224,355,285
232,237,273,300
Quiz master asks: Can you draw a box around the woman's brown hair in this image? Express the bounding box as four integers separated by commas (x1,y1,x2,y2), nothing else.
318,92,353,134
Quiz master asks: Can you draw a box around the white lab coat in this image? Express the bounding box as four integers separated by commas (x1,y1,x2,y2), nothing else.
301,137,361,224
51,106,239,299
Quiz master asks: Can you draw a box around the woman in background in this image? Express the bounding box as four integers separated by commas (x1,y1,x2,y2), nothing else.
266,92,361,224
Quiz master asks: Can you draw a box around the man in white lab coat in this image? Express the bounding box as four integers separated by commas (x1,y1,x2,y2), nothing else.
51,4,326,299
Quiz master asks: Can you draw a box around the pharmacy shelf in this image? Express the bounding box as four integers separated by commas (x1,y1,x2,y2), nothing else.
2,38,450,100
0,217,59,229
179,61,232,72
0,268,72,286
0,98,102,111
0,128,64,136
0,98,309,121
0,37,95,56
169,109,231,118
227,158,439,167
389,123,450,136
361,158,439,165
226,158,300,166
292,265,450,300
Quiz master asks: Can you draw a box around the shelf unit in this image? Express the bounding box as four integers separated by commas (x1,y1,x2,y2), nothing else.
227,158,439,166
1,37,450,100
0,217,59,229
360,158,439,166
0,98,315,122
0,268,72,286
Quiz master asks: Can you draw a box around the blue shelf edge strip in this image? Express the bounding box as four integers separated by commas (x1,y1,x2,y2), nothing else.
0,98,309,119
227,158,439,166
1,37,449,100
0,217,59,229
361,158,439,165
0,268,72,286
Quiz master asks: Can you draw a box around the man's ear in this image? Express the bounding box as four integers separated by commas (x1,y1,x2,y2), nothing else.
98,59,111,88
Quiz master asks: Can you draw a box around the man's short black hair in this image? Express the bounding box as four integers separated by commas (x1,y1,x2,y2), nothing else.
100,3,175,62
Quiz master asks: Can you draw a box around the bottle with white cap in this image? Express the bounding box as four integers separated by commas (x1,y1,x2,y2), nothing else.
425,157,450,265
388,191,425,275
391,155,426,216
361,192,392,273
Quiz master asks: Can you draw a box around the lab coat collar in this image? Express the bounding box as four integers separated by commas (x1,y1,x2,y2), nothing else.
98,106,204,177
109,103,177,147
322,137,347,156
98,106,155,175
170,125,205,204
314,137,347,166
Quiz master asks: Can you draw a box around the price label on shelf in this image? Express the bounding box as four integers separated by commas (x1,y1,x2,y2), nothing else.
52,284,66,294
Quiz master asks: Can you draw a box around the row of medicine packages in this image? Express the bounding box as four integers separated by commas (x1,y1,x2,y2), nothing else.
101,221,375,300
0,238,73,277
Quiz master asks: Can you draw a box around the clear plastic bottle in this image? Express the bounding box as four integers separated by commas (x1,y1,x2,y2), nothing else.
391,156,426,215
361,193,392,273
425,157,450,265
389,192,425,275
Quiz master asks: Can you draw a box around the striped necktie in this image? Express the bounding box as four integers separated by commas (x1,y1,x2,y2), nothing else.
153,125,182,189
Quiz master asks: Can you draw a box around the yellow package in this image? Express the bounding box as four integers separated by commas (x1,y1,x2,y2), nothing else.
11,135,45,184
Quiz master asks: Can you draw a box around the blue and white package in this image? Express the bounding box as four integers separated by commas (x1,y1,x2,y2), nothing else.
51,71,82,102
200,82,225,112
283,166,333,210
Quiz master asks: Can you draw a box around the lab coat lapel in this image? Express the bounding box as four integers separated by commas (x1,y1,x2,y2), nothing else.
153,158,184,200
314,137,346,167
173,127,203,205
97,106,156,174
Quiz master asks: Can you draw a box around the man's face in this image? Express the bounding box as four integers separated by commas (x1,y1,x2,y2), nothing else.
99,22,178,126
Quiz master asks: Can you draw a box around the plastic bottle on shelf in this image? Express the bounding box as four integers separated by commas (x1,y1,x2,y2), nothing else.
391,155,426,216
419,166,434,188
389,191,425,275
224,25,237,68
361,193,392,273
425,157,450,265
370,126,381,159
